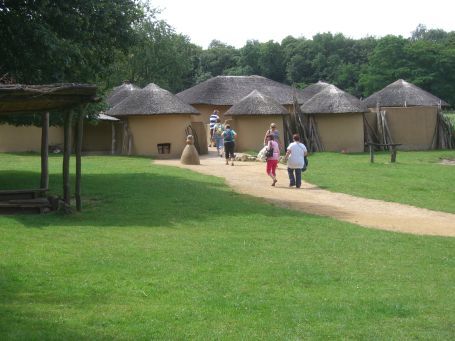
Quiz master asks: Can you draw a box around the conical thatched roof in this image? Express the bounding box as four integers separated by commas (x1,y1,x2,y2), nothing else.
300,81,332,103
224,90,289,116
177,75,306,105
106,83,140,108
107,83,199,117
300,85,368,114
364,79,448,108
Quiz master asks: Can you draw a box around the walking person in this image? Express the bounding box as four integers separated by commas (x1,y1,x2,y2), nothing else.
209,109,220,147
222,124,237,166
265,134,280,186
213,118,224,157
284,134,308,188
263,122,283,151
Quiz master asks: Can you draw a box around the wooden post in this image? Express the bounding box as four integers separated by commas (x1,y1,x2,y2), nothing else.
369,144,374,163
75,115,83,211
40,112,49,191
63,111,73,209
111,123,116,155
391,146,397,163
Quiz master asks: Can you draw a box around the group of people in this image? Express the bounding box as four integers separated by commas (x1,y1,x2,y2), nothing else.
209,110,308,188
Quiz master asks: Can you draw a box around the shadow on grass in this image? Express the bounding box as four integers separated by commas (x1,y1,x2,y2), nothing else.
1,168,282,229
0,265,116,340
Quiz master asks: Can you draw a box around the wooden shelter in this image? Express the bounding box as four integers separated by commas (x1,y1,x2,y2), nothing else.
300,85,368,152
107,83,200,158
0,83,98,212
363,79,450,150
224,90,289,151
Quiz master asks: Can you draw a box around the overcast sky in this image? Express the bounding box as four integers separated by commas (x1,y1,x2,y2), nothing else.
150,0,455,48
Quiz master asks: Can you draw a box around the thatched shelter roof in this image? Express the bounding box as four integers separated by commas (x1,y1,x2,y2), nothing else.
0,83,98,115
177,75,306,105
224,90,289,116
107,83,199,117
106,83,140,108
364,79,448,108
300,85,368,114
300,81,332,103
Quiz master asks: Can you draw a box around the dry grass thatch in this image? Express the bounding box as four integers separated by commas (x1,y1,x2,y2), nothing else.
364,79,449,108
177,75,307,105
107,83,199,117
0,83,98,114
300,81,332,103
300,85,368,114
106,83,140,108
224,90,289,116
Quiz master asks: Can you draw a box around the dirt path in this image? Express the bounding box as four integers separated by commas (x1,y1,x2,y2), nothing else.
155,150,455,237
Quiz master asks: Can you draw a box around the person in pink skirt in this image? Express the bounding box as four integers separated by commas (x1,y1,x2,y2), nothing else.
265,134,280,186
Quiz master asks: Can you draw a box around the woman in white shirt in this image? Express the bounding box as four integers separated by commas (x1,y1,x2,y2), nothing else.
284,134,308,188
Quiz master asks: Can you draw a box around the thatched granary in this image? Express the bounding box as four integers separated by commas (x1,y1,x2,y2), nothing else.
107,83,200,158
301,85,368,152
364,79,449,150
177,75,306,122
224,90,289,151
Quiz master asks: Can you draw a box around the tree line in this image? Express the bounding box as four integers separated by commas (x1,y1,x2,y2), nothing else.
1,1,454,110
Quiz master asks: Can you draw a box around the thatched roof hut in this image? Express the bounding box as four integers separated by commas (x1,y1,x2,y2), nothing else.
364,79,448,108
106,83,140,108
363,79,449,150
300,85,367,152
177,75,306,106
301,85,368,114
224,90,289,116
300,81,332,103
106,83,200,158
108,83,199,117
224,90,288,151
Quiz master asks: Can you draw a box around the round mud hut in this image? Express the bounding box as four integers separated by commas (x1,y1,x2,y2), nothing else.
224,90,289,152
301,85,368,152
363,79,449,150
177,75,306,122
107,83,200,158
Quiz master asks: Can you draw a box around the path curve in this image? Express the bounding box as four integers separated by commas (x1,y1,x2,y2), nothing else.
155,151,455,237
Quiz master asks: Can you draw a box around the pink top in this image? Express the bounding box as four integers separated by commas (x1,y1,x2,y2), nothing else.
268,140,280,161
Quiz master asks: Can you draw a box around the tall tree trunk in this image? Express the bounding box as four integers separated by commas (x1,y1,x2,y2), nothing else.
40,112,49,191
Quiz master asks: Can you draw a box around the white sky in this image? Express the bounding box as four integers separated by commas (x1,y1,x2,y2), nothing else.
149,0,455,48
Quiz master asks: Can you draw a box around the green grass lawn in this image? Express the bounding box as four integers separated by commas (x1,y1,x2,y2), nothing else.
0,153,454,339
304,150,455,213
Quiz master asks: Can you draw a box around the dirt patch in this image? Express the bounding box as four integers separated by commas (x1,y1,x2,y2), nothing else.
440,158,455,165
155,150,455,237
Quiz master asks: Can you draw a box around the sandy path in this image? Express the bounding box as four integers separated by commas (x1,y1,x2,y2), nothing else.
155,151,455,237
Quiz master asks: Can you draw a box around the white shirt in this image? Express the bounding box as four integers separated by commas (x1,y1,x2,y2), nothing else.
287,142,307,169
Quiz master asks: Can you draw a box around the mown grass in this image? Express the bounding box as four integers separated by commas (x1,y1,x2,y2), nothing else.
0,153,454,340
304,150,455,213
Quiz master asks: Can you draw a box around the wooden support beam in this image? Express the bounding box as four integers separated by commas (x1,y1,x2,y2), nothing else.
75,114,83,211
40,112,49,191
63,111,73,209
111,123,116,155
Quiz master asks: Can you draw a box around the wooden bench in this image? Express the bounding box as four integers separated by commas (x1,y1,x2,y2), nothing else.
0,197,51,214
0,188,49,200
366,143,402,163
